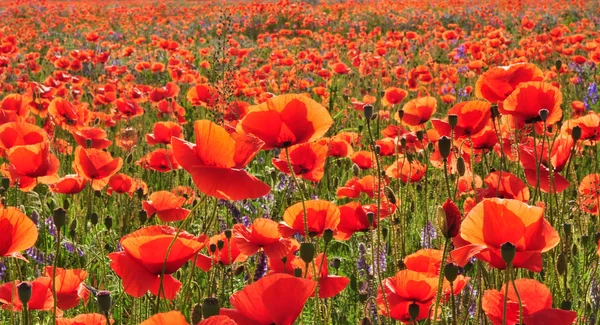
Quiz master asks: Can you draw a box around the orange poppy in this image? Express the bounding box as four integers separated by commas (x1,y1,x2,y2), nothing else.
284,253,350,298
4,141,60,191
149,82,179,103
336,175,380,199
137,148,180,172
396,96,437,126
106,173,135,196
482,279,577,325
0,207,38,261
140,311,189,325
439,100,491,139
108,226,203,299
72,146,123,191
40,267,89,310
578,173,600,215
501,82,562,125
143,191,190,222
186,84,218,108
376,270,438,322
477,171,530,202
49,175,88,194
279,200,340,238
350,150,373,170
475,63,543,103
561,112,600,143
234,218,295,260
0,278,54,312
0,121,47,150
221,273,316,325
72,127,112,149
237,94,333,150
382,87,408,107
451,198,560,272
403,249,469,299
271,142,328,182
48,97,80,128
146,121,183,146
519,137,571,194
0,94,29,123
56,313,112,325
196,232,247,272
114,98,144,119
316,137,353,158
335,202,378,240
385,156,427,183
172,120,270,201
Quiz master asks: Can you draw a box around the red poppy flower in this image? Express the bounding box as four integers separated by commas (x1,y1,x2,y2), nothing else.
482,279,577,325
561,112,600,143
478,171,530,201
442,100,491,138
396,96,437,126
234,218,294,260
0,121,47,150
108,226,204,299
196,232,247,272
316,137,353,158
284,252,349,298
4,141,60,191
335,202,376,240
0,278,54,312
0,94,29,123
385,157,427,183
237,94,333,149
146,121,183,146
143,191,190,222
221,273,316,325
72,146,123,191
172,120,270,200
336,175,380,199
72,127,112,149
106,173,135,196
48,97,80,128
186,84,218,108
140,311,189,325
578,173,600,215
41,267,89,310
350,150,373,170
272,142,328,182
377,270,438,322
279,200,340,237
49,175,88,194
149,82,179,103
475,63,543,103
56,313,112,325
0,207,38,261
114,98,144,119
137,148,180,172
382,87,408,107
519,137,571,194
451,198,560,272
501,82,562,125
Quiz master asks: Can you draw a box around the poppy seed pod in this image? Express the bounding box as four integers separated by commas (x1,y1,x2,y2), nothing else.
456,157,466,176
557,252,567,275
560,300,572,311
63,198,70,210
89,212,98,225
539,108,549,122
444,263,459,283
501,242,516,265
217,239,225,250
491,105,500,119
416,130,424,142
209,243,217,253
438,136,451,159
1,177,9,189
375,145,381,155
125,154,133,164
381,227,388,239
361,317,373,325
17,282,32,306
352,163,360,177
384,186,397,205
300,242,315,264
192,303,203,325
397,109,404,121
136,188,145,200
448,114,458,129
53,207,67,229
224,229,232,239
563,223,572,239
96,290,112,315
358,292,368,303
363,104,374,120
138,210,148,224
555,59,562,72
366,211,375,226
202,297,220,318
408,302,420,320
571,126,582,141
332,257,341,270
104,216,113,230
323,229,334,244
294,267,303,277
397,259,406,270
400,137,407,148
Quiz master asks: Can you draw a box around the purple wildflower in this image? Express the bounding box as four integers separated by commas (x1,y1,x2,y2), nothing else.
420,221,437,248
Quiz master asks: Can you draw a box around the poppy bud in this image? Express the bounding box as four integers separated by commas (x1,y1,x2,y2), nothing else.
427,142,434,152
323,229,334,244
224,229,232,239
501,242,516,265
366,211,374,226
456,157,466,176
539,109,549,122
556,252,567,275
563,223,571,239
375,145,381,155
17,282,32,306
192,303,203,324
202,297,220,318
595,232,600,245
357,125,363,133
361,317,373,325
352,163,360,176
136,187,145,200
555,59,562,72
384,186,397,205
233,265,245,276
400,137,407,148
53,207,67,229
104,216,112,230
95,190,102,197
444,263,459,283
571,244,578,257
397,110,404,121
332,257,341,270
439,199,461,239
363,104,373,120
138,210,148,224
381,227,388,239
438,136,451,159
358,292,369,303
571,126,581,141
448,114,458,129
294,267,303,277
126,154,133,164
1,177,9,189
416,130,424,142
209,243,217,253
63,198,70,210
397,259,406,270
89,212,98,226
300,242,315,264
217,240,225,250
96,290,112,315
560,300,571,311
408,302,420,320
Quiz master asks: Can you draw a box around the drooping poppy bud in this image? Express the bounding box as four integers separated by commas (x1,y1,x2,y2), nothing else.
96,290,112,315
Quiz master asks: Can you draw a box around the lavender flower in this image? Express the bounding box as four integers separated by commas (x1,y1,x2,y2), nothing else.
420,221,437,248
584,82,598,110
63,242,84,257
0,261,5,280
357,243,372,275
590,278,600,324
253,252,268,282
376,244,387,273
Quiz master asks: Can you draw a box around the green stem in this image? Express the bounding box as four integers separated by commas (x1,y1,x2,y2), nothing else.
509,265,523,325
52,228,61,325
432,237,450,325
284,146,309,240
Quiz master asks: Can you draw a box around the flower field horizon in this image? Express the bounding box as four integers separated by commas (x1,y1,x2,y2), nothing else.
0,0,599,324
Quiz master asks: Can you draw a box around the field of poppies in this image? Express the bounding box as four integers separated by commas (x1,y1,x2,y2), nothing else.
0,0,599,324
